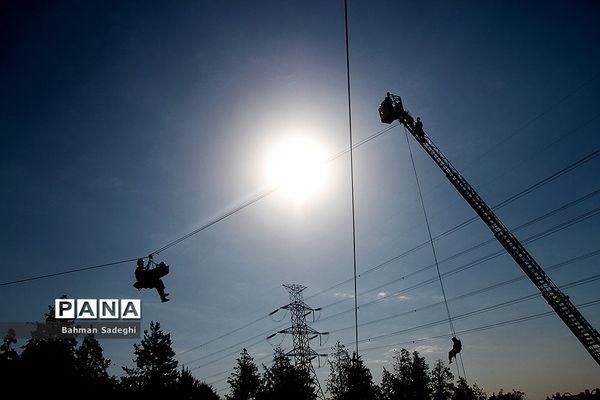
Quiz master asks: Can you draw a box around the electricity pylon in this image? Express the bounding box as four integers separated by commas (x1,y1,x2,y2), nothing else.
267,284,328,400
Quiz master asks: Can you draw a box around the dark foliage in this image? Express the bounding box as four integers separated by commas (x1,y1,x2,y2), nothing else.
8,300,597,400
546,389,600,400
4,300,218,399
488,389,526,400
121,320,219,400
227,348,261,400
327,342,379,400
257,347,316,400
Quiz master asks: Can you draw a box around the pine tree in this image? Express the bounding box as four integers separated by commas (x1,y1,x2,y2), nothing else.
471,383,487,400
393,349,413,399
122,321,179,393
489,389,525,400
176,367,220,400
74,334,115,394
0,328,18,362
430,360,454,400
227,348,261,400
453,378,489,400
20,298,78,391
258,348,316,400
411,351,430,400
327,341,352,399
0,328,20,387
75,334,111,380
343,353,379,400
379,367,400,400
326,342,378,400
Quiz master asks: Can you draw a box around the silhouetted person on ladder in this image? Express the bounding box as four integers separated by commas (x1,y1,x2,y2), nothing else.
415,117,424,137
448,336,462,364
134,256,170,302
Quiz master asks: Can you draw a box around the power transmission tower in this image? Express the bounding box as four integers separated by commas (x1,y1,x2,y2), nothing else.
267,284,328,400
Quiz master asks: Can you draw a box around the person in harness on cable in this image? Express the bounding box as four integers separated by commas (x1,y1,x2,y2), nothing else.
134,256,170,303
448,336,462,364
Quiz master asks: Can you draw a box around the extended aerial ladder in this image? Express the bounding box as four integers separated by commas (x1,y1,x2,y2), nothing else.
379,93,600,366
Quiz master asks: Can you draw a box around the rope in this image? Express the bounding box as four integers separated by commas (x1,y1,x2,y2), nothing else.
0,258,138,286
343,0,360,356
404,128,465,379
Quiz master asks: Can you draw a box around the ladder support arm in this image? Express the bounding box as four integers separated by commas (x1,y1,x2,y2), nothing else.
387,100,600,366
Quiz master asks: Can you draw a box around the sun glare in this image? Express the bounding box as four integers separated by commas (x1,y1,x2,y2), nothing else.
266,136,330,201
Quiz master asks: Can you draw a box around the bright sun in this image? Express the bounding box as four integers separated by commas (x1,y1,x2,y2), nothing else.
266,136,330,201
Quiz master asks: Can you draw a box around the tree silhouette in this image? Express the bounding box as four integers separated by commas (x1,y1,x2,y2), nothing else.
546,389,600,400
75,334,112,380
326,342,378,400
453,378,478,400
411,351,430,400
258,347,316,400
122,321,179,393
344,354,379,400
489,389,525,400
176,367,220,400
0,328,20,388
471,383,487,400
430,360,454,400
0,328,18,362
20,299,79,391
379,367,400,400
393,349,413,399
74,334,115,393
15,297,115,394
327,342,353,399
227,348,261,400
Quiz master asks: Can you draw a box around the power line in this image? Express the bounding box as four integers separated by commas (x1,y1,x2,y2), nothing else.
183,212,599,371
405,127,465,378
305,148,600,301
184,239,598,372
151,189,277,256
357,299,600,354
317,193,600,312
188,336,268,372
326,249,600,335
2,66,595,312
343,0,360,357
177,187,599,360
196,276,600,387
316,206,600,323
197,74,600,387
153,123,399,257
405,128,457,333
0,257,139,287
2,133,596,289
329,273,600,348
177,315,269,357
183,323,284,368
0,123,398,288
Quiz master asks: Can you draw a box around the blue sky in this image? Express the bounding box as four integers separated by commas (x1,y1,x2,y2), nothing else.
1,1,599,398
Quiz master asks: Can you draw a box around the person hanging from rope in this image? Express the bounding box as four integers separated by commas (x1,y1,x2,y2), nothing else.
133,256,170,302
448,336,462,364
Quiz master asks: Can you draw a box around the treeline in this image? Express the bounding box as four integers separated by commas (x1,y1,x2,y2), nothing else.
0,303,219,399
226,342,525,400
1,303,598,399
546,390,600,400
